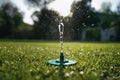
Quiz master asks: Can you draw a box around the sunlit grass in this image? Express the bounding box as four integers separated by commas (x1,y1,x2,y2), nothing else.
0,41,120,80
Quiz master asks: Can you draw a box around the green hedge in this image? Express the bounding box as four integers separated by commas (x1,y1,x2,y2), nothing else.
85,28,100,41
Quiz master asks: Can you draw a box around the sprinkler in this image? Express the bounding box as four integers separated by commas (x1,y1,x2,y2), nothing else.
48,20,77,66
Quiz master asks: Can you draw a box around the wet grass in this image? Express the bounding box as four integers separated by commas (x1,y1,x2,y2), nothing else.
0,41,120,80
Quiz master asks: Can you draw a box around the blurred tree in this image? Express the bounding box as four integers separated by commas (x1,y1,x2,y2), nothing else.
85,28,100,41
117,2,120,15
117,4,120,41
25,0,61,39
25,0,54,7
0,3,23,38
100,2,120,41
0,0,10,7
113,3,120,41
31,8,60,39
100,2,112,13
63,16,73,40
70,0,98,40
100,2,112,29
16,23,33,39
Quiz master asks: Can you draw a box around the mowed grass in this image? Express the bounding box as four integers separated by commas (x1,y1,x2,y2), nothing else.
0,41,120,80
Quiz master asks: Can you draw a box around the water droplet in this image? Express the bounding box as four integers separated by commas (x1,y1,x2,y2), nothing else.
7,50,10,53
65,73,70,77
47,70,50,73
55,70,58,73
87,16,90,18
92,24,95,26
79,52,82,55
83,24,86,27
35,75,40,80
76,6,80,9
93,72,97,76
82,23,85,25
79,71,84,74
82,23,86,27
70,71,74,74
117,52,120,55
37,48,40,50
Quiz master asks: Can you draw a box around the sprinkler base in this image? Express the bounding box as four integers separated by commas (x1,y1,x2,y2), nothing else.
48,59,77,66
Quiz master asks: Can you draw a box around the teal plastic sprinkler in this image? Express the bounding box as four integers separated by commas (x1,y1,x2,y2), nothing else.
48,20,77,66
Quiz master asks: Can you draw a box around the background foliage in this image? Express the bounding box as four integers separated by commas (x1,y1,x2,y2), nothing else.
0,0,120,41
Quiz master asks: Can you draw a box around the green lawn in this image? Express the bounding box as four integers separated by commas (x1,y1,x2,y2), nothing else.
0,41,120,80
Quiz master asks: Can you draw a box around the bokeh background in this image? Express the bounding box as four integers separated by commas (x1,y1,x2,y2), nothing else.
0,0,120,42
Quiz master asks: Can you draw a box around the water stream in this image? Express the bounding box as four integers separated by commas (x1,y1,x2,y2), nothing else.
58,20,64,53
